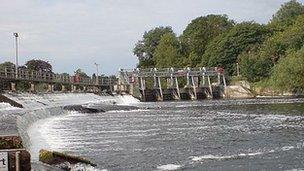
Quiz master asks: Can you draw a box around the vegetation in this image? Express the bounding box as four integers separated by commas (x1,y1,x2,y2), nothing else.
74,68,90,78
0,136,23,149
269,0,304,31
271,48,304,93
134,0,304,94
25,59,52,72
0,61,15,69
154,33,183,68
181,15,234,67
133,26,174,68
39,149,96,167
202,22,271,75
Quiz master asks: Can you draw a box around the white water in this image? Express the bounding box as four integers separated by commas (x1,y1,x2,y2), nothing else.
0,102,19,111
2,93,304,170
0,92,140,170
157,164,182,170
10,93,139,159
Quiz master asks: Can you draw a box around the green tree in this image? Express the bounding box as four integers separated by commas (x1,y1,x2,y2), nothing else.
74,69,89,78
134,26,174,68
238,49,273,82
25,59,52,72
261,14,304,64
154,33,183,68
0,61,15,70
269,0,304,31
271,48,304,93
202,22,271,75
181,15,234,65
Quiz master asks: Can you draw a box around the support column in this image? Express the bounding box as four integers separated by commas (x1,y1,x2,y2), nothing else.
223,74,227,88
30,83,36,93
48,84,54,92
157,77,163,101
71,85,77,92
207,76,213,98
186,75,190,86
140,77,145,96
11,82,16,91
129,83,134,96
175,77,180,100
167,78,171,88
217,72,221,85
61,85,66,92
191,76,197,100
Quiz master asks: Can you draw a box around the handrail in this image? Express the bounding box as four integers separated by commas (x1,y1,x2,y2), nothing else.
0,67,117,86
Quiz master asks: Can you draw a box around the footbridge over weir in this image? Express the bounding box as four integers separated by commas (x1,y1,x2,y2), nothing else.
117,67,227,101
0,67,116,92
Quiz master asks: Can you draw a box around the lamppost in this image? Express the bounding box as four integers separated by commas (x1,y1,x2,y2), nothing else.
94,63,100,85
13,33,19,78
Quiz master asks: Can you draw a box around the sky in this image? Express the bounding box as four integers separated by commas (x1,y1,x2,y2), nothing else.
0,0,302,75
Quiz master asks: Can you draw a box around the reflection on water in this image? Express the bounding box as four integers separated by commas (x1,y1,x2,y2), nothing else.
29,99,304,171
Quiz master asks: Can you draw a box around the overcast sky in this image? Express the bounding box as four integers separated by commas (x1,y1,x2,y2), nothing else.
0,0,302,75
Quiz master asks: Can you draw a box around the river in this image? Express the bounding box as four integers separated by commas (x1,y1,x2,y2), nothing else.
27,98,304,171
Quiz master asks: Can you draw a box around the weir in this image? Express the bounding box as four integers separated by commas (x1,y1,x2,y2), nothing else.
117,67,226,101
0,93,140,170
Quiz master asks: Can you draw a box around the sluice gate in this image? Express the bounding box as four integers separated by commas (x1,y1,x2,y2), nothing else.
117,67,226,102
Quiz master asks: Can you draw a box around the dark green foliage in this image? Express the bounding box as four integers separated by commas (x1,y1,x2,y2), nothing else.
238,50,273,82
270,0,304,31
260,15,304,63
154,33,183,68
181,15,234,66
0,61,15,69
25,59,52,72
134,26,174,68
271,48,304,92
74,69,90,78
202,22,271,75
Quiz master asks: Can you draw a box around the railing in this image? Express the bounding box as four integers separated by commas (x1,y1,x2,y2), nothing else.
0,67,117,86
119,67,223,79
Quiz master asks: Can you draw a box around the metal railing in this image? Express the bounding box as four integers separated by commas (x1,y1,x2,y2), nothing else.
119,67,223,80
0,67,117,86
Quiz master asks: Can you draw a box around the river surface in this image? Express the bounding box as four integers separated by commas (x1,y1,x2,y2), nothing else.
31,98,304,171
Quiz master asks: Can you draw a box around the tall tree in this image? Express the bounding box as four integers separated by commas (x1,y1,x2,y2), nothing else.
25,59,52,72
271,47,304,93
74,69,89,78
270,0,304,31
0,61,15,70
261,14,304,64
181,14,234,65
154,33,183,68
134,26,174,68
202,22,271,75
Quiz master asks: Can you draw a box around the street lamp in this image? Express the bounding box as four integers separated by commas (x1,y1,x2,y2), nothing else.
94,63,100,85
13,33,19,78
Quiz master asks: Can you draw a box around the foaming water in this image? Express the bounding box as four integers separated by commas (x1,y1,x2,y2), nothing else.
27,98,304,170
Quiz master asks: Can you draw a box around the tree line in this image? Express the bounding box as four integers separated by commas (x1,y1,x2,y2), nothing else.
133,0,304,93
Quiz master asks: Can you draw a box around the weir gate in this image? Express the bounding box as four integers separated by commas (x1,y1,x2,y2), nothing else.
117,67,226,101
